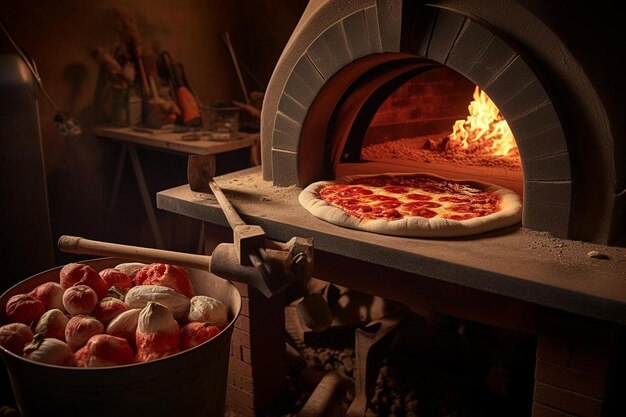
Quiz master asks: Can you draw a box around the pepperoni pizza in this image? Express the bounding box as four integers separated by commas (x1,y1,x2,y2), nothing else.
298,173,522,237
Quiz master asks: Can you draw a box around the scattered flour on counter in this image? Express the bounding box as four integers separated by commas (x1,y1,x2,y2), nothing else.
521,228,626,269
219,172,300,203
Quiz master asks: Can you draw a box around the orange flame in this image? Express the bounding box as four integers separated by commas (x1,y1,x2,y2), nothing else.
449,87,517,157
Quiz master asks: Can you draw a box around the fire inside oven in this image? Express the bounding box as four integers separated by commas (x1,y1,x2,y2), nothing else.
314,56,523,197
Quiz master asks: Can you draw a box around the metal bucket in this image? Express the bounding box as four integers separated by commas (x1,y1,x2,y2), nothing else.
0,258,241,417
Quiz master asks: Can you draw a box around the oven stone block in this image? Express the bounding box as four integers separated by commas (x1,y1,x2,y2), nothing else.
376,0,402,52
525,181,572,208
498,78,550,123
278,93,308,126
306,22,353,80
523,202,571,238
283,58,325,111
272,149,299,186
364,6,383,53
509,103,568,157
273,112,302,152
342,9,376,60
446,20,494,74
467,35,517,87
485,55,536,103
273,130,298,152
426,9,466,64
522,153,571,182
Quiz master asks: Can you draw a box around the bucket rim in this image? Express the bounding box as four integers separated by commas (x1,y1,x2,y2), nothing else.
0,257,242,371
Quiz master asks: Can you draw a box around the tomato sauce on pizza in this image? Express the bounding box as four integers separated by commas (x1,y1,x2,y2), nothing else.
299,172,522,238
317,174,501,222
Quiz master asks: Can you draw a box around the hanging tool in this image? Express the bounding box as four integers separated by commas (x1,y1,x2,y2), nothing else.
161,51,202,127
176,63,204,114
221,31,251,105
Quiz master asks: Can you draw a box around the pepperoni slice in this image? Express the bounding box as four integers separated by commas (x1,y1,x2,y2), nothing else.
420,185,446,194
449,204,497,217
405,207,437,218
383,186,409,194
406,193,432,201
336,186,374,197
403,201,442,209
438,196,471,203
375,201,402,210
340,198,361,206
342,204,373,218
368,209,402,220
450,204,472,213
319,185,349,198
446,213,476,221
367,195,400,202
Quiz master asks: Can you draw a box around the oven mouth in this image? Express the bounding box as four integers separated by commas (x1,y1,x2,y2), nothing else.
298,53,524,196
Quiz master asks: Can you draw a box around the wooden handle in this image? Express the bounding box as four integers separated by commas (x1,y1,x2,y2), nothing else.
208,178,246,229
58,235,212,271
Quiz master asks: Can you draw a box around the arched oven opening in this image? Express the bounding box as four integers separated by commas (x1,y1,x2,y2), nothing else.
299,54,524,197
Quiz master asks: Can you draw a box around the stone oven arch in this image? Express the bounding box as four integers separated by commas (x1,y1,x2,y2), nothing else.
261,0,620,244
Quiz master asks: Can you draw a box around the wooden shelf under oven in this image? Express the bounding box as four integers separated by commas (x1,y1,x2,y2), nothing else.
156,166,626,327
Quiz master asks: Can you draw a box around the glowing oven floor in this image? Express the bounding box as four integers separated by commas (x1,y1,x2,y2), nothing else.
157,167,626,326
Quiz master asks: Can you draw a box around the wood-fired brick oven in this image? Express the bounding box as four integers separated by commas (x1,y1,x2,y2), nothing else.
261,0,624,246
157,1,625,416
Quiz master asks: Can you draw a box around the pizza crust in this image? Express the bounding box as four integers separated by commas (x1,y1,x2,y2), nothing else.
298,173,522,238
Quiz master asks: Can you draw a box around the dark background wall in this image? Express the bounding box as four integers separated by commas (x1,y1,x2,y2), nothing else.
0,0,307,285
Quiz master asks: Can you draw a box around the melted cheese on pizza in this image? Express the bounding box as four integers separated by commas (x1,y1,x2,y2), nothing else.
318,174,501,221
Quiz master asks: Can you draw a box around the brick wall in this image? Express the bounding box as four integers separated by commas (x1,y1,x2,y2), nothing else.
364,66,475,144
533,324,621,417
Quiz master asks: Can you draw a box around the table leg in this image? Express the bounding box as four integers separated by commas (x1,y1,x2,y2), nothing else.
106,143,128,227
196,220,205,254
127,144,166,249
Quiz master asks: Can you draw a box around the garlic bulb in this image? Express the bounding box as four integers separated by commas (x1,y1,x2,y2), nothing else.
187,296,228,328
23,334,76,366
106,308,141,343
125,285,190,319
135,302,180,362
35,309,69,341
114,262,146,280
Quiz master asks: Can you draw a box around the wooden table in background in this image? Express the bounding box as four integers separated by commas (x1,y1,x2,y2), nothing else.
94,125,259,249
